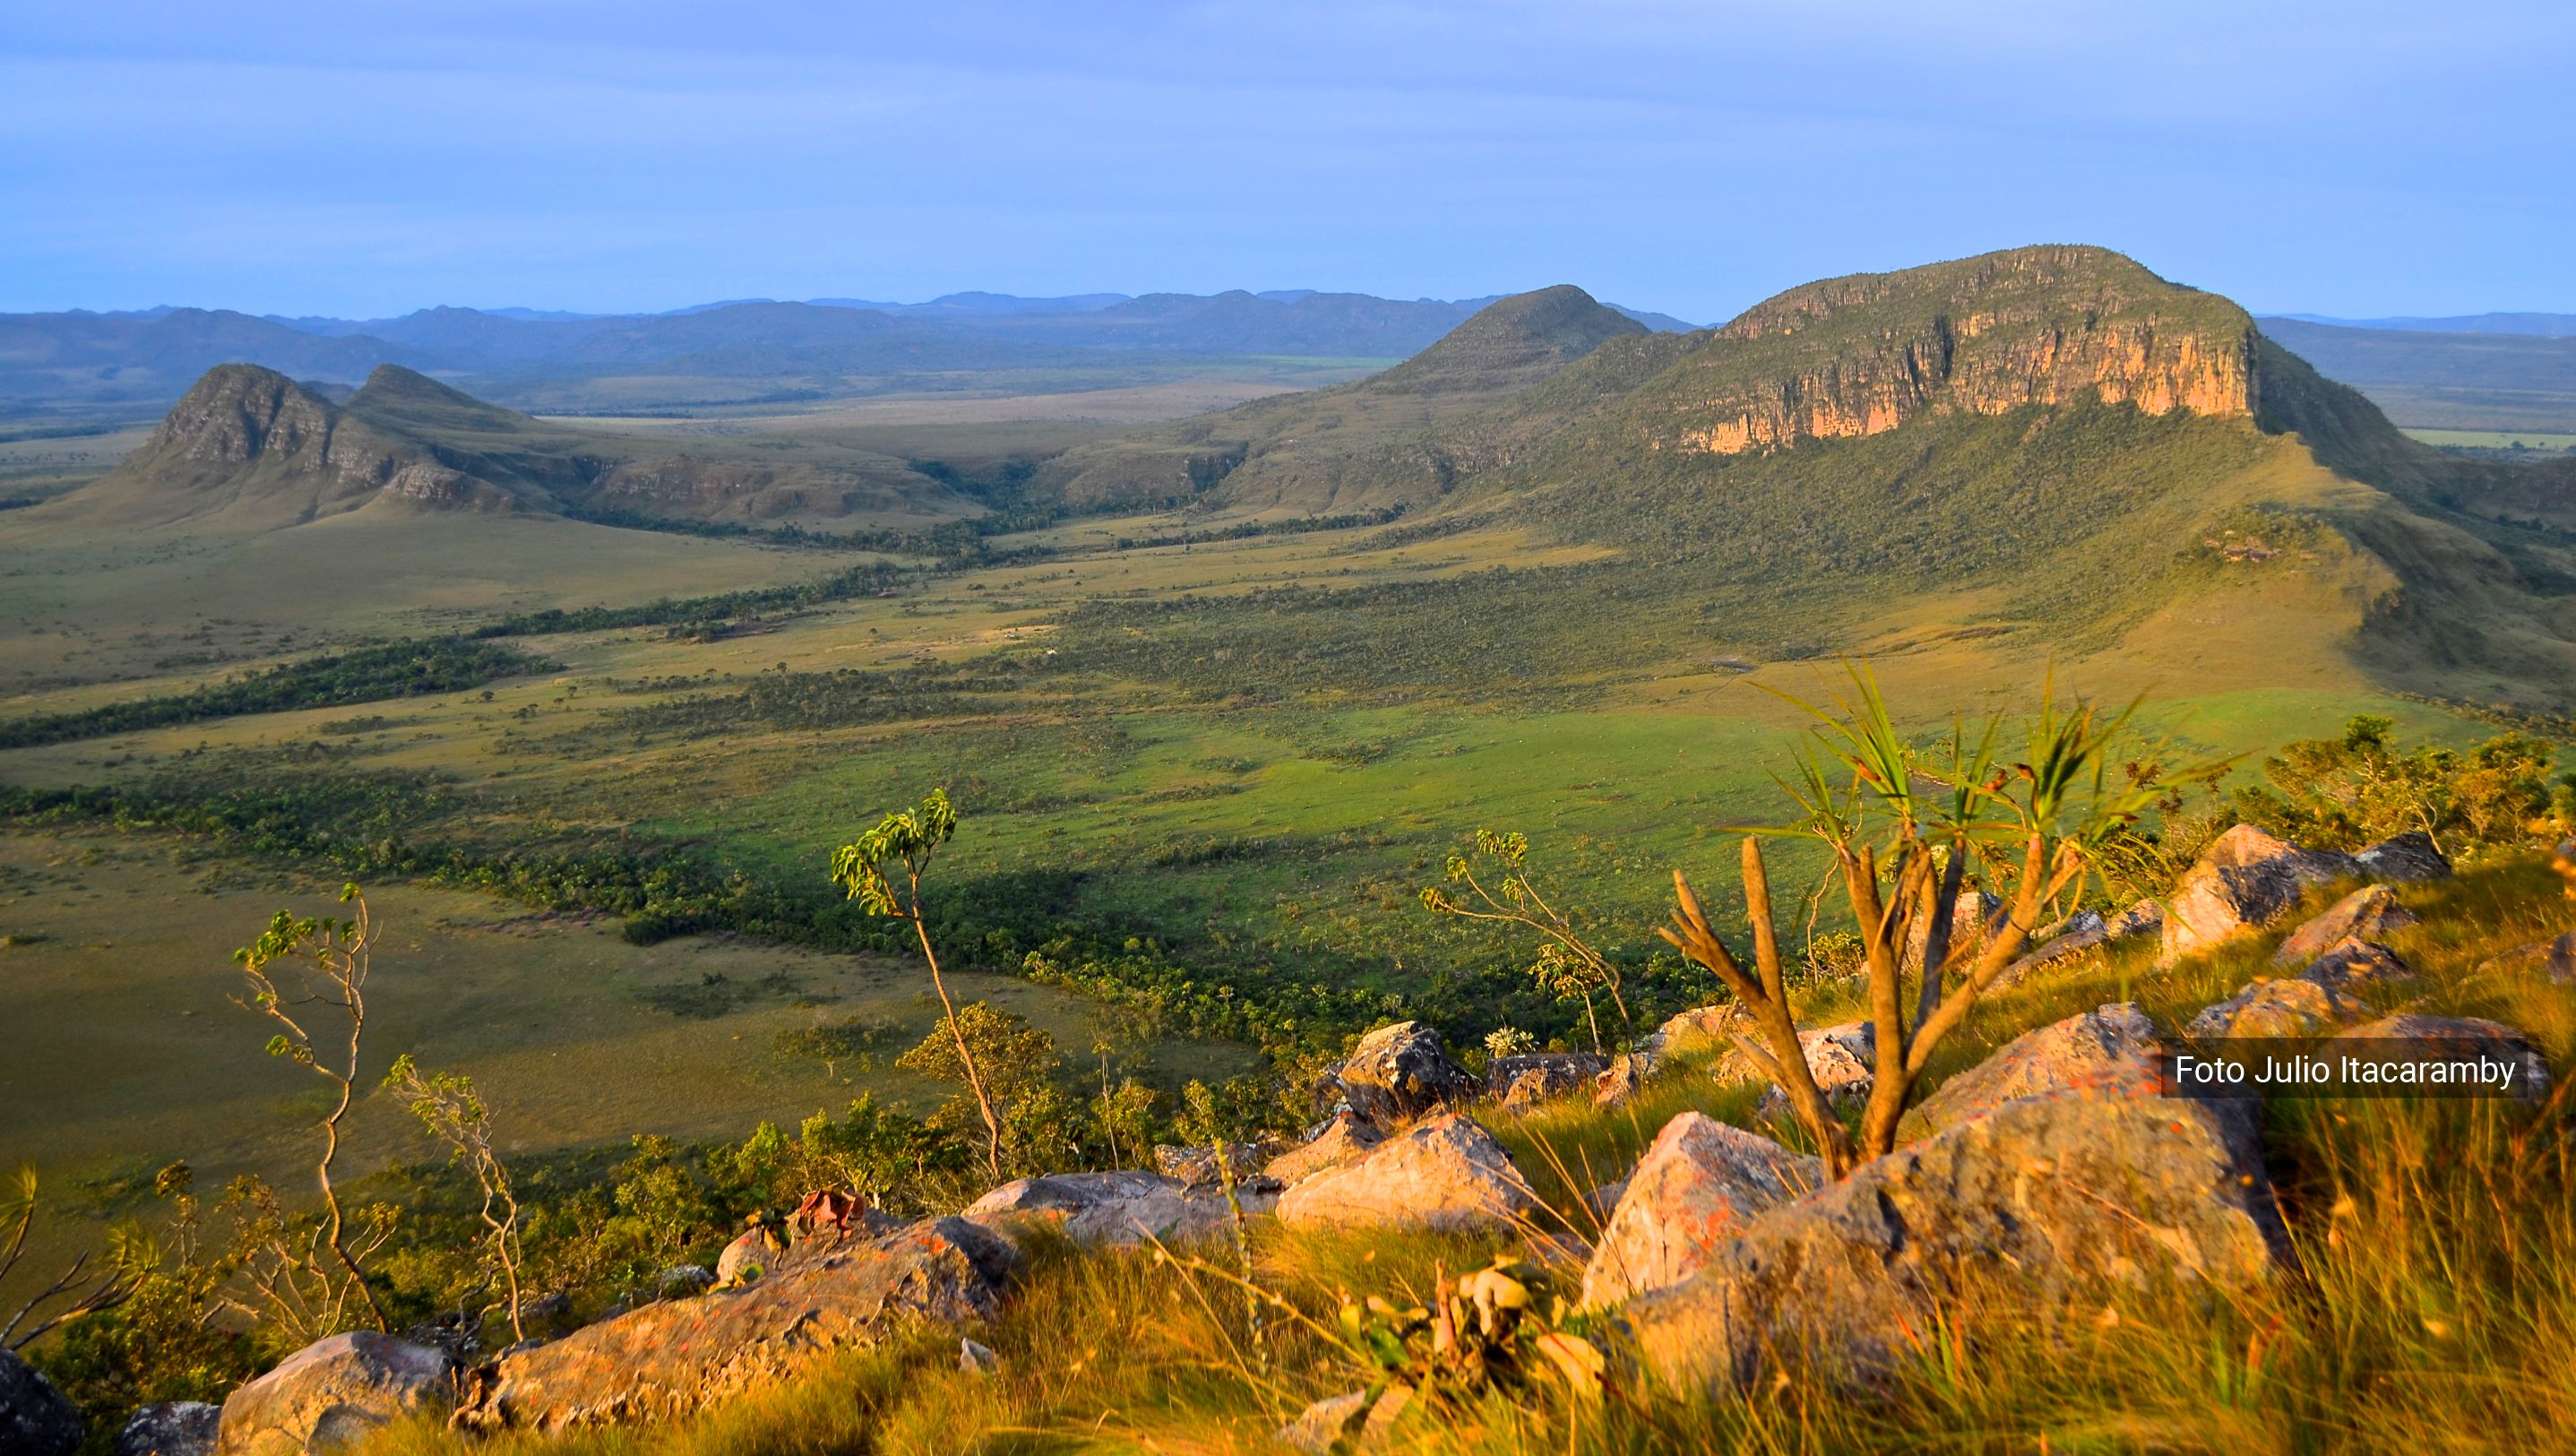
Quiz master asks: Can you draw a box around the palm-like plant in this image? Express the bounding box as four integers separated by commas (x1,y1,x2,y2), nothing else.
1660,668,2174,1178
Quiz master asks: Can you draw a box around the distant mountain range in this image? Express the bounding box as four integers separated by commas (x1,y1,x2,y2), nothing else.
52,246,2576,714
0,290,1701,426
2271,312,2576,337
2255,317,2576,433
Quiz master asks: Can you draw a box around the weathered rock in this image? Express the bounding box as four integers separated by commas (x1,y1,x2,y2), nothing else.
714,1225,781,1285
458,1219,1014,1431
0,1348,80,1456
1908,891,2003,968
653,1265,713,1298
1275,1114,1538,1232
1489,1053,1609,1110
1312,1021,1478,1124
116,1402,219,1456
1906,1004,2161,1138
2107,900,2164,941
2274,884,2417,967
1719,1021,1874,1102
957,1339,998,1374
2185,977,2371,1038
2297,938,2413,992
1265,1112,1388,1185
1992,909,2111,989
2161,825,2359,964
1591,1051,1663,1107
2476,935,2576,983
1622,1089,2286,1393
216,1332,457,1456
1153,1142,1275,1187
1639,1005,1736,1057
2339,1015,2552,1098
2352,831,2451,883
966,1171,1273,1247
1273,1391,1368,1453
1580,1113,1822,1308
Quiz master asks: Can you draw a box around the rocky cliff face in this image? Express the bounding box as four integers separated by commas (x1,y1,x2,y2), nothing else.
1654,246,2258,456
142,364,421,495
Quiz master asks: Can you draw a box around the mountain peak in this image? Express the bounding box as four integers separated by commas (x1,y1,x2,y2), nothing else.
151,363,343,466
346,364,536,435
1377,285,1647,394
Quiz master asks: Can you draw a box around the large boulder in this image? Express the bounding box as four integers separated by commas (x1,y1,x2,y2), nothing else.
2273,884,2417,967
458,1218,1014,1431
1488,1053,1609,1110
1906,1004,2162,1139
2161,825,2359,964
1311,1021,1477,1124
1264,1112,1387,1185
2352,831,2451,883
1152,1142,1277,1188
2338,1015,2553,1099
2185,977,2371,1038
965,1171,1271,1247
1621,1089,2287,1393
0,1348,80,1456
116,1403,220,1456
1274,1114,1537,1232
215,1332,457,1456
1580,1113,1822,1308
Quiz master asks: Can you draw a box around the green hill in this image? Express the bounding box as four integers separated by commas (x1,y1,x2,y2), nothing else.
29,363,982,534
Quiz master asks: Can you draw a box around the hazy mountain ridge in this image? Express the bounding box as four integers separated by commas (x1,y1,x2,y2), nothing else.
2254,317,2576,433
0,289,1701,425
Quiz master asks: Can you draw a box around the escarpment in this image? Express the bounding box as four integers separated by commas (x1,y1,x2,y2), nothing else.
1653,246,2259,456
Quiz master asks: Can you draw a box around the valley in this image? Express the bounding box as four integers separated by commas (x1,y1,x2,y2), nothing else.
8,247,2572,1225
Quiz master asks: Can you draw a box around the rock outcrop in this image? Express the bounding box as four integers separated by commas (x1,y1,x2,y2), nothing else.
215,1332,456,1456
1263,1112,1387,1185
964,1171,1271,1247
2351,831,2451,883
2298,939,2413,993
0,1347,80,1456
1718,1021,1874,1104
1621,1090,2287,1392
116,1403,219,1456
1580,1114,1821,1308
1311,1021,1478,1125
1906,1004,2162,1138
2186,977,2371,1038
2160,826,2360,964
2274,884,2416,966
1274,1115,1537,1232
458,1219,1014,1431
1663,246,2258,459
1488,1053,1609,1109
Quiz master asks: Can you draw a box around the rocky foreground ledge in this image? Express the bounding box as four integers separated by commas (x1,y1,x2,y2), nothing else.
6,823,2562,1456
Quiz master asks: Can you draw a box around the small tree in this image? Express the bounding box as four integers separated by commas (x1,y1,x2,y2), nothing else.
229,885,390,1331
383,1056,527,1343
1658,670,2171,1179
830,790,1005,1182
1421,830,1631,1053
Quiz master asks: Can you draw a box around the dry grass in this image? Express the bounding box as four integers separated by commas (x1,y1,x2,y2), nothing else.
341,857,2576,1453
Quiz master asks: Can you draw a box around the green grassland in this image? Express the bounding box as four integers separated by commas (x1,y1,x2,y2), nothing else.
0,456,2489,1222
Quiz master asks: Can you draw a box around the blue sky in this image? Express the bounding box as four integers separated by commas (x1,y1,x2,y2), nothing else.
3,1,2568,321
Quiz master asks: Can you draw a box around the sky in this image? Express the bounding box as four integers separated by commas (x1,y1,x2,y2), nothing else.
2,1,2570,323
